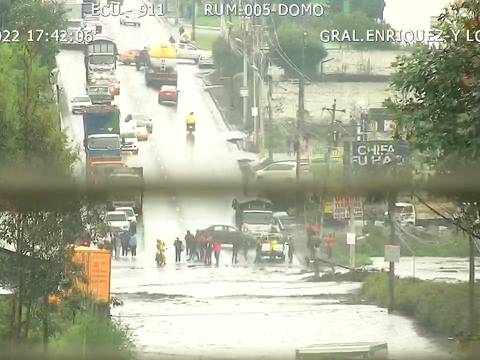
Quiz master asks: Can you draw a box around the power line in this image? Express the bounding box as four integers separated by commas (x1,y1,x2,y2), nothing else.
267,15,315,83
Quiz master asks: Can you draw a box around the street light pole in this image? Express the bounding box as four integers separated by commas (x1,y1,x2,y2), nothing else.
295,31,307,222
242,15,248,128
319,99,345,242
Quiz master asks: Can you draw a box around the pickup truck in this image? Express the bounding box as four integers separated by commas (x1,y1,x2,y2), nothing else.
259,233,289,262
174,43,211,64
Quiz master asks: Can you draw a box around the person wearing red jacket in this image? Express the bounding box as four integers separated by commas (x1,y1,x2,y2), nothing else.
213,240,222,267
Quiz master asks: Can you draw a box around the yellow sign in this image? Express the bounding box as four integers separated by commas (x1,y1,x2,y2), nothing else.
324,201,334,214
73,247,112,303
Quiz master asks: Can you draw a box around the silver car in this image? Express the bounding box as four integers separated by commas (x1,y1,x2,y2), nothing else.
71,96,92,114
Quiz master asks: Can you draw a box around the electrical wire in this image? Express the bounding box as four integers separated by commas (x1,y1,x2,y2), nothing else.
414,192,480,243
267,15,315,84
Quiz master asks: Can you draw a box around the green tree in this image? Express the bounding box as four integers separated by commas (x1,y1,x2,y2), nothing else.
329,0,385,19
385,0,480,337
275,21,327,77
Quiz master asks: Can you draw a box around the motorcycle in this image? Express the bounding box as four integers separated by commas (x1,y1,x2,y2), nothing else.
155,249,166,266
186,123,195,134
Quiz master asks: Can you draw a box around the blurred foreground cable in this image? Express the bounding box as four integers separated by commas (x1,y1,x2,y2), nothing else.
1,169,480,207
1,352,480,360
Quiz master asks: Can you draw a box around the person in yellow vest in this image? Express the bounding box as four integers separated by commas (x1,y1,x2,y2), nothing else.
186,112,196,132
156,239,166,265
269,238,278,260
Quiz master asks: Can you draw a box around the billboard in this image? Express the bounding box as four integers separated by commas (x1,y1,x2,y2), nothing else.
333,196,363,220
351,140,409,168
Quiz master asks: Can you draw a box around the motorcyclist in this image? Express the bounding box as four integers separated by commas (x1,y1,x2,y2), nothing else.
186,112,196,132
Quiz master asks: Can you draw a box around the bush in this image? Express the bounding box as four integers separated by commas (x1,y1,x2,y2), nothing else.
212,37,242,77
51,314,134,359
361,273,480,336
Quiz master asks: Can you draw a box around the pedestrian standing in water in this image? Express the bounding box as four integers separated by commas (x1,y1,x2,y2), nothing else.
288,239,295,264
195,230,204,260
232,240,239,264
254,239,262,263
113,233,121,259
213,240,222,267
185,230,193,258
129,232,137,257
242,237,249,261
205,238,213,265
174,237,183,263
120,231,129,257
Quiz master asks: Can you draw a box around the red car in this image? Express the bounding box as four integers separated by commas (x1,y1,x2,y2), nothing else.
158,85,178,104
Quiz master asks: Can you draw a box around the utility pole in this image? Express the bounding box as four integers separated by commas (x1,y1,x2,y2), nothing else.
295,31,307,222
191,0,197,42
320,99,346,240
387,194,396,313
175,0,179,25
241,14,248,128
469,234,477,336
267,60,273,161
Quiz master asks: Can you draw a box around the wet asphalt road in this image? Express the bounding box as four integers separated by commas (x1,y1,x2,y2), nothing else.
55,1,450,358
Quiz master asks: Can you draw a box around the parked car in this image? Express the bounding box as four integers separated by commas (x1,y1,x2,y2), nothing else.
120,11,140,26
174,42,210,64
200,225,253,245
115,206,137,225
105,211,130,232
125,113,153,133
158,85,179,104
118,49,140,65
255,161,310,183
71,96,92,113
120,131,139,154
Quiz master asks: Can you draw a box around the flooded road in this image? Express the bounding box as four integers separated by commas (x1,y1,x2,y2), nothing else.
111,261,448,359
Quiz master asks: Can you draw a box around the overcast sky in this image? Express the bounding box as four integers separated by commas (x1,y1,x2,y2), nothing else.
384,0,451,32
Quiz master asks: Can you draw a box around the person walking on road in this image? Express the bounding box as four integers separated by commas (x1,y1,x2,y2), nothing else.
120,231,130,257
129,233,137,257
174,237,183,263
213,240,222,267
232,240,239,264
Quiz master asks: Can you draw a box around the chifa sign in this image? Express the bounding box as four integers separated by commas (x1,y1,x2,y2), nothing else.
351,140,409,167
